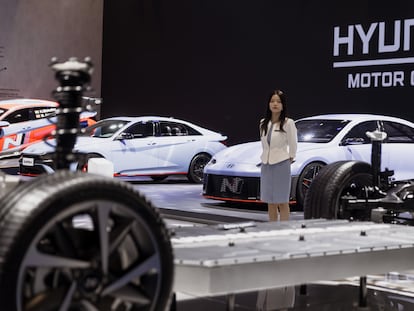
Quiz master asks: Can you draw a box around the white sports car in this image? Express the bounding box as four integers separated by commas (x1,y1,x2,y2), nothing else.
203,114,414,207
19,116,227,183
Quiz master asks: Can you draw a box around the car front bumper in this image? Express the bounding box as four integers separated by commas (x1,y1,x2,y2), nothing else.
19,154,55,176
203,173,299,203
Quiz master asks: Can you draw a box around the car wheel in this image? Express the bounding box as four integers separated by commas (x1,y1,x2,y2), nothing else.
77,153,103,172
303,161,372,220
187,153,211,183
0,170,174,311
151,175,168,182
296,161,326,208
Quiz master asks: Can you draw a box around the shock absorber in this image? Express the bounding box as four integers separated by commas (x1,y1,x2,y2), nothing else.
366,129,387,189
50,57,93,170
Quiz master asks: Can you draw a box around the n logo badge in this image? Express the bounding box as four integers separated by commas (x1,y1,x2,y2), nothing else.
220,177,244,194
3,133,25,150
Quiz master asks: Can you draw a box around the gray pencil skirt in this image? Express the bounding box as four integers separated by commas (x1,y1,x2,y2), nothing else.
260,159,291,204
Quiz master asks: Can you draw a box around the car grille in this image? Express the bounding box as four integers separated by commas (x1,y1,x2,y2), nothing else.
203,174,260,201
19,155,54,176
19,163,48,175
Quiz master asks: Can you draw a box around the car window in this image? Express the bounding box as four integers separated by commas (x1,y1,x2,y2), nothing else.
32,107,56,120
4,108,32,123
296,119,350,143
342,121,379,144
0,108,7,119
181,124,201,135
383,121,414,143
159,121,195,136
160,122,173,136
84,120,129,138
125,121,155,138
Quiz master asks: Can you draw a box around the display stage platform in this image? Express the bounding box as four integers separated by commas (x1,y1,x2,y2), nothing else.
172,219,414,300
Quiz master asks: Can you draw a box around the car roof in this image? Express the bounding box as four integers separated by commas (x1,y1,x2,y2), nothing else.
104,116,192,123
101,115,221,135
0,98,58,109
297,113,413,124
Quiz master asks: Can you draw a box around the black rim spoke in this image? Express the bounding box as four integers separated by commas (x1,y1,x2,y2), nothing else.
102,253,160,296
110,286,152,305
96,202,112,275
18,199,163,310
109,219,134,254
58,281,77,311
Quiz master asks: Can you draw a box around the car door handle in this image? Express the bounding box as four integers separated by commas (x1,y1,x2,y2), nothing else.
147,142,156,145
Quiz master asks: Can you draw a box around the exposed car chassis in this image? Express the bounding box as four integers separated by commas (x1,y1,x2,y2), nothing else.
304,129,414,225
0,58,174,311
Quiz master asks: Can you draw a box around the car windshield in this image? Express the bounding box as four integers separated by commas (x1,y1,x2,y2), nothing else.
296,119,350,143
82,119,129,138
0,108,7,119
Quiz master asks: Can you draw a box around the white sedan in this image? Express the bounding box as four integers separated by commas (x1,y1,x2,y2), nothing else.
19,116,227,183
203,114,414,207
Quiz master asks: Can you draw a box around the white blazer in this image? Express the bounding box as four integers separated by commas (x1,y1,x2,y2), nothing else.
260,118,297,165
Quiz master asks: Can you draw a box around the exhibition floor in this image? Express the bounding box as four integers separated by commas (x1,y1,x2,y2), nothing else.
132,176,414,311
6,162,414,311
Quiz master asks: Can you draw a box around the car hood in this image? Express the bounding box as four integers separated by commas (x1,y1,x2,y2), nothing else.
213,141,331,164
22,136,107,154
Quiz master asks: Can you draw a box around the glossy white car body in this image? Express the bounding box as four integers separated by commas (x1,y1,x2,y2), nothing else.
203,114,414,206
20,116,227,182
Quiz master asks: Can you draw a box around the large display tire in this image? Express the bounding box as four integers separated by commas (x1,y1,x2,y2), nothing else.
187,152,211,183
295,161,326,208
0,170,174,311
303,161,372,220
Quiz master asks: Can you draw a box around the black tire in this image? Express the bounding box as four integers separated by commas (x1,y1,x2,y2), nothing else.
187,152,211,183
76,153,103,172
0,170,174,311
303,161,372,220
296,161,326,208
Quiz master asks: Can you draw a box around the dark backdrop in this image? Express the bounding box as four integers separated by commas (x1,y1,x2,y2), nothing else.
102,0,414,145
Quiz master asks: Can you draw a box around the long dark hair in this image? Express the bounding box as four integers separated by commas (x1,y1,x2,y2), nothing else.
260,89,288,135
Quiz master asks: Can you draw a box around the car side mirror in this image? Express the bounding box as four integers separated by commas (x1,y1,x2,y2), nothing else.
0,121,10,127
341,137,365,146
116,132,134,140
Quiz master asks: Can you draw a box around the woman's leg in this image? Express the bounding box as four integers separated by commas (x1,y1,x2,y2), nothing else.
278,202,290,221
268,203,279,221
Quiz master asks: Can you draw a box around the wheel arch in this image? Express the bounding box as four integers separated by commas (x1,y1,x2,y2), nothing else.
75,152,105,171
188,151,212,168
187,151,212,183
293,160,328,207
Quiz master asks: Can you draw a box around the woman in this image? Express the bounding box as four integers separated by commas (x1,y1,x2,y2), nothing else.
259,89,297,221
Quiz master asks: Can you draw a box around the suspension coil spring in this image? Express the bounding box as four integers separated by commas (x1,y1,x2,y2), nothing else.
50,57,93,170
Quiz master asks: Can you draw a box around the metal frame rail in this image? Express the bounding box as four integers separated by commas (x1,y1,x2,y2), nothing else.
172,219,414,310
